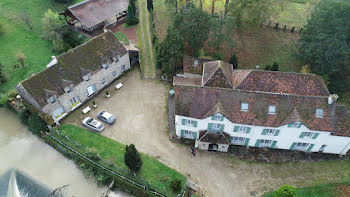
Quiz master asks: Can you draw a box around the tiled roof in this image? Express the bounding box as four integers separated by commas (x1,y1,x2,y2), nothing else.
174,86,350,135
183,56,212,75
20,31,127,107
334,105,350,136
199,131,230,144
202,61,233,88
236,70,330,96
67,0,129,28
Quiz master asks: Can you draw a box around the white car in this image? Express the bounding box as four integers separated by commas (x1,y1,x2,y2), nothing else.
82,117,105,132
97,111,116,125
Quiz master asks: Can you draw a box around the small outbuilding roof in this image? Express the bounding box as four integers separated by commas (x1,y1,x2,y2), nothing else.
67,0,129,28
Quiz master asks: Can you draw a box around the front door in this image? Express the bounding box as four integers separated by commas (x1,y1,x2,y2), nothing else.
208,144,218,151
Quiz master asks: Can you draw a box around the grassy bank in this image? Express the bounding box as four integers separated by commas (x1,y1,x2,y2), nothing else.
0,0,80,96
52,124,186,197
114,32,130,45
262,182,350,197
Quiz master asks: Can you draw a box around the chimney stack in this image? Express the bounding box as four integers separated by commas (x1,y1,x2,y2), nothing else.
328,94,338,105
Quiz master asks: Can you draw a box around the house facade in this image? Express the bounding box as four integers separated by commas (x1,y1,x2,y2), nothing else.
173,56,350,155
17,31,131,124
61,0,128,36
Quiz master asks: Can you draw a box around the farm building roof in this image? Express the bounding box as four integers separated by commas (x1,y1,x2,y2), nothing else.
20,31,127,107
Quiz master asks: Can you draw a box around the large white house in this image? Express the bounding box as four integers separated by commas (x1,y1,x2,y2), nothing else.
16,31,131,124
173,56,350,155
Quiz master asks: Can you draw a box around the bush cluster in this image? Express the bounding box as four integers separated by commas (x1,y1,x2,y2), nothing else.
170,178,182,193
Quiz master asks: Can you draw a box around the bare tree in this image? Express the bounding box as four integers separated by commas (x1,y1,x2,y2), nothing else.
16,52,26,68
20,11,33,30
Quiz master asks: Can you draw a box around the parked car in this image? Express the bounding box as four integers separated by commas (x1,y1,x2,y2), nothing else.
82,117,105,132
97,111,116,125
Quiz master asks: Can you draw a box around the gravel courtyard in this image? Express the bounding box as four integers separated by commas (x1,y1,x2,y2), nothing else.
64,67,349,197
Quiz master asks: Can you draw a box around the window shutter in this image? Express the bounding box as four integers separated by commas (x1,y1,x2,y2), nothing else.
287,123,292,127
271,141,277,148
192,132,197,140
297,123,302,128
181,119,186,125
193,121,197,128
274,130,280,136
255,139,261,147
233,126,239,132
244,138,250,146
262,129,268,135
307,144,314,152
246,127,251,134
211,115,215,120
312,133,319,139
290,142,296,150
208,123,213,131
229,136,233,143
299,132,306,138
220,115,224,121
180,130,184,138
220,124,225,131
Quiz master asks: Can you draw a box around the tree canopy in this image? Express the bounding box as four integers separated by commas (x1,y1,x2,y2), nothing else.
173,3,211,55
124,144,143,173
298,0,350,93
273,185,296,197
156,25,184,77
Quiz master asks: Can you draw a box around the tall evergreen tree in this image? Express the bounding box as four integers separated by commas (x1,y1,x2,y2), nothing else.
229,53,238,69
270,62,279,71
124,144,143,174
156,25,184,77
127,4,135,18
147,0,153,12
298,0,350,93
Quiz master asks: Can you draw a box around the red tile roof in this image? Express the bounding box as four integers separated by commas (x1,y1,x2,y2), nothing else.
183,56,212,75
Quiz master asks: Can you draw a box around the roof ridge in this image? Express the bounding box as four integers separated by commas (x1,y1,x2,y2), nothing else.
202,62,219,86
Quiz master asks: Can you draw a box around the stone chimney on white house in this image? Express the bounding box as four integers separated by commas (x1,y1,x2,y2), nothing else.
46,56,57,68
328,94,339,105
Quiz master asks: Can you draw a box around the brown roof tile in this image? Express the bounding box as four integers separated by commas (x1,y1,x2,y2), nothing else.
67,0,129,28
183,56,212,75
236,71,330,96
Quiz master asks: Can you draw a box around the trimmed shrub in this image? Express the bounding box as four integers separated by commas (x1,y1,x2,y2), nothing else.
19,110,30,125
271,62,279,71
229,52,238,69
125,17,139,26
28,114,48,134
170,178,182,193
124,144,143,173
273,185,296,197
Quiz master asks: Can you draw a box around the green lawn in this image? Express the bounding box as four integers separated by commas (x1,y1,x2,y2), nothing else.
53,124,186,197
114,32,130,45
262,183,349,197
0,0,80,96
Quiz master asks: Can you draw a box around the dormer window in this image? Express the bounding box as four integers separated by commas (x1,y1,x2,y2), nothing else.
194,60,198,67
316,108,324,118
83,74,91,81
102,63,109,69
49,96,56,103
241,102,249,112
268,105,276,114
114,56,119,63
65,86,73,93
288,122,302,128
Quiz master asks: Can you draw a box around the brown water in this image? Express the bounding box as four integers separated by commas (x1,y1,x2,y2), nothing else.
0,108,128,197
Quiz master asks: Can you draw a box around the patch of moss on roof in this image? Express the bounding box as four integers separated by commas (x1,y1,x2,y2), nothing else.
20,31,127,107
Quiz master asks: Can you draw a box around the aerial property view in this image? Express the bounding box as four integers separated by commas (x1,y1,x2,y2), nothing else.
1,0,350,197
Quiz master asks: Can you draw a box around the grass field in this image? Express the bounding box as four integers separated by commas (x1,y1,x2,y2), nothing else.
53,124,186,197
0,0,80,97
114,32,130,45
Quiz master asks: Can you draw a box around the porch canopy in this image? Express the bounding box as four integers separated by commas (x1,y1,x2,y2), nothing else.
65,0,129,29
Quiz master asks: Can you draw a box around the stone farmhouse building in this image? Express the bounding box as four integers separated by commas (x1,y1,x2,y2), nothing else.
61,0,128,36
16,31,131,124
173,56,350,155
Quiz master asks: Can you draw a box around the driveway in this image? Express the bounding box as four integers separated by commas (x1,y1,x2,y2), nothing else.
64,67,344,197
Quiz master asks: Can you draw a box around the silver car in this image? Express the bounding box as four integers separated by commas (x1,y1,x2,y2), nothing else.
82,117,105,132
97,111,116,125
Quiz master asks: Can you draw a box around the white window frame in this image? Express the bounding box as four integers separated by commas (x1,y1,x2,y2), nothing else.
266,129,276,135
69,96,80,106
290,122,302,128
102,63,109,69
211,123,221,130
184,119,195,126
114,56,119,63
52,106,66,119
259,139,272,147
213,114,222,121
112,70,117,77
49,96,56,103
294,142,310,151
87,84,97,97
316,108,324,118
268,105,276,114
241,102,249,112
304,132,313,138
101,78,106,84
238,126,248,133
232,136,246,145
121,64,126,72
83,74,91,81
